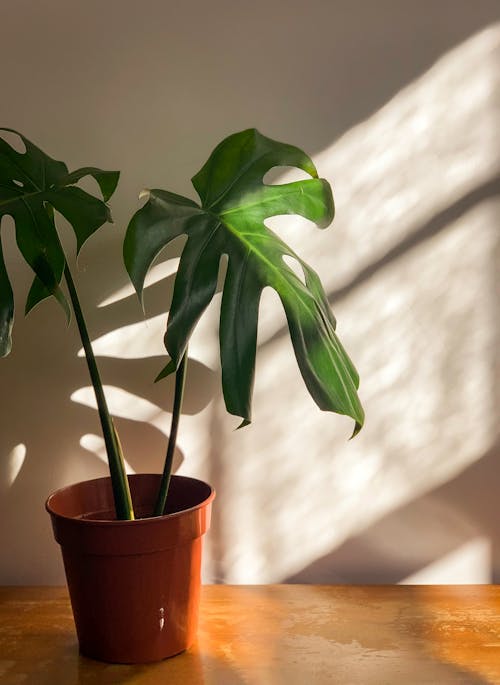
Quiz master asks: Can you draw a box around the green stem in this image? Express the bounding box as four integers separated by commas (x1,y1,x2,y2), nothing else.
154,351,188,516
64,263,134,520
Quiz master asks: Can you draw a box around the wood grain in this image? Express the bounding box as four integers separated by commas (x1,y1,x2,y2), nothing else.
0,585,499,684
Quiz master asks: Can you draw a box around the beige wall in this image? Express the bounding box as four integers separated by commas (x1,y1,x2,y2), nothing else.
0,1,499,584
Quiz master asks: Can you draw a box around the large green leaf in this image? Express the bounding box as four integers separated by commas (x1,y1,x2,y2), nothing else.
125,129,364,434
0,128,119,356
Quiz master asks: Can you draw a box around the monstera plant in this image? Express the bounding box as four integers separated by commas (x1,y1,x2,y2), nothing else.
125,128,364,515
1,127,364,663
0,127,363,522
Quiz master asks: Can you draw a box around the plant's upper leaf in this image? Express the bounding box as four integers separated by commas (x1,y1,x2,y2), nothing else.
125,129,364,434
0,128,119,354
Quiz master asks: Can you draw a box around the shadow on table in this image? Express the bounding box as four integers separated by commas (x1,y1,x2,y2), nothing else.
75,649,250,685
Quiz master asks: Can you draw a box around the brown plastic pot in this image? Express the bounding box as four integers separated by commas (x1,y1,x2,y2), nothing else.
46,473,215,664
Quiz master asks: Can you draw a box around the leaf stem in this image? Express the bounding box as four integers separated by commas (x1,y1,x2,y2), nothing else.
64,263,134,520
154,351,188,516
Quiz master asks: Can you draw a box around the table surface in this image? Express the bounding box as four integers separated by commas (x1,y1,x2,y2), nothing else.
0,585,499,685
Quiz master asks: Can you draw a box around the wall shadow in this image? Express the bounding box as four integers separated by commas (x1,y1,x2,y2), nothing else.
286,441,500,583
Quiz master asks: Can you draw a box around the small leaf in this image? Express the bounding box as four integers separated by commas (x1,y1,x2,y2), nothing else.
0,128,119,354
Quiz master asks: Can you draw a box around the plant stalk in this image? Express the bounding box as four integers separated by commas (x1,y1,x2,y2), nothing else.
153,351,188,516
64,263,134,520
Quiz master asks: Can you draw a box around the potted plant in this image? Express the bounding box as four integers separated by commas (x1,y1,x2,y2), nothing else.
0,127,364,663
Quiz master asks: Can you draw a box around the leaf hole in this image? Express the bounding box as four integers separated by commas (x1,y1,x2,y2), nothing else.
76,175,101,195
217,253,228,292
282,254,306,285
0,130,27,154
263,166,311,186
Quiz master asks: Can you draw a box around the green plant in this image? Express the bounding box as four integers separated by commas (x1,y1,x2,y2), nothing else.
1,127,363,522
0,128,134,520
125,129,364,515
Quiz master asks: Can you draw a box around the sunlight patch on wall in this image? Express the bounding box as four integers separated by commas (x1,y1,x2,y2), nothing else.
71,386,168,431
266,23,500,291
82,307,219,369
80,434,135,475
2,444,26,488
98,258,180,308
79,314,167,359
403,538,492,584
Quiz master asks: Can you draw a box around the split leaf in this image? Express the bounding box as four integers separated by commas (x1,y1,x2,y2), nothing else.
125,129,364,434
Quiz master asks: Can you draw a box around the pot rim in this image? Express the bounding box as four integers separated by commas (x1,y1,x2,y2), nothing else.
45,473,215,526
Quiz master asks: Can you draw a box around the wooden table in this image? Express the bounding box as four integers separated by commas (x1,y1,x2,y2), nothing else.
0,585,499,684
